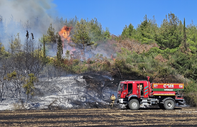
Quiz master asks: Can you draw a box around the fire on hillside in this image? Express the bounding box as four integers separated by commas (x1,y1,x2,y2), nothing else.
56,25,116,60
59,26,72,42
58,26,78,57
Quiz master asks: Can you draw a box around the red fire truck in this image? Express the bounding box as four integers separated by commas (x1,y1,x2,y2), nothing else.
117,76,185,110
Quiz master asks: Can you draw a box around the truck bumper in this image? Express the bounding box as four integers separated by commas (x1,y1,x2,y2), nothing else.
176,99,186,105
177,100,186,105
117,99,127,104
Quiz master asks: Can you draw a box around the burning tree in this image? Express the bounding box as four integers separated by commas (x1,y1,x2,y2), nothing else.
59,26,72,42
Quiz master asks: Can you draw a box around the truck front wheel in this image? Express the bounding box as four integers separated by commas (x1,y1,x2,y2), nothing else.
164,99,175,110
128,99,139,110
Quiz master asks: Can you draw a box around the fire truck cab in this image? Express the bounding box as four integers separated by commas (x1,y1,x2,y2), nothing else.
117,76,185,110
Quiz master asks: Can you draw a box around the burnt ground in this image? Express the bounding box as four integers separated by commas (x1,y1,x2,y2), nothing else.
0,107,197,127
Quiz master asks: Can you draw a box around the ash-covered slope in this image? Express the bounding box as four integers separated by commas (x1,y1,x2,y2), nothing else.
0,73,117,110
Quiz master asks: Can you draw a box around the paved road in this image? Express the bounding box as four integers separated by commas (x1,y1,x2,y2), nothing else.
0,108,197,126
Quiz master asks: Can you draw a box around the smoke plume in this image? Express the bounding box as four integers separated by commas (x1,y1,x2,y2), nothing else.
0,0,56,47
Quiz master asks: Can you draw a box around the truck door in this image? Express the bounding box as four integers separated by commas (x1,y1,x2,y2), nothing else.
122,83,128,98
128,83,133,94
140,83,144,97
137,82,148,98
137,83,141,98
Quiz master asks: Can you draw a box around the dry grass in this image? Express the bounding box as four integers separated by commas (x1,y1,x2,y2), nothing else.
116,39,159,54
0,108,197,126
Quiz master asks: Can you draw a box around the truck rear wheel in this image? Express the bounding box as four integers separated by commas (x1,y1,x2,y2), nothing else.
164,99,175,110
128,99,139,110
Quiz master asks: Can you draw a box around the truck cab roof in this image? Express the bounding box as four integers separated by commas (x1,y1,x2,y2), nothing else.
120,80,148,84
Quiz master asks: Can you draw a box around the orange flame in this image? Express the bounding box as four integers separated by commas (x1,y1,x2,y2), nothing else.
111,55,116,61
59,26,72,42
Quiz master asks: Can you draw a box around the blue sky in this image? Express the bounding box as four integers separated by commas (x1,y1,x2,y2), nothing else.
52,0,197,36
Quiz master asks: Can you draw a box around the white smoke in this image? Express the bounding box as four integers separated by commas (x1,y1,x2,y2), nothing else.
0,0,56,48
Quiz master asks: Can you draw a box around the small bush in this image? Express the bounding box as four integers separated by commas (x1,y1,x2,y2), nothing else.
184,93,197,107
73,59,80,65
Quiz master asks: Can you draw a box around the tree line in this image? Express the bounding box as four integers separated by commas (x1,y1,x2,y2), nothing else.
117,13,197,106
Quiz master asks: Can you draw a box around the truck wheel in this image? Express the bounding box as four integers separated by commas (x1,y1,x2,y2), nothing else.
164,99,175,110
128,99,139,110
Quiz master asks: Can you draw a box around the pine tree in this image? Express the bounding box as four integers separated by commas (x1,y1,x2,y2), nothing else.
121,24,134,39
10,33,22,54
87,18,103,42
65,50,70,59
72,20,91,49
134,15,157,44
46,23,57,44
23,73,37,99
71,19,91,60
183,18,187,51
0,42,6,57
157,13,182,49
57,35,63,61
103,28,110,39
43,35,46,59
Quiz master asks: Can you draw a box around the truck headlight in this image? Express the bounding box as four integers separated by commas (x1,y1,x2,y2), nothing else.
119,99,123,103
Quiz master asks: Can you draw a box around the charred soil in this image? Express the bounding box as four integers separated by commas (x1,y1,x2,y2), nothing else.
0,107,197,127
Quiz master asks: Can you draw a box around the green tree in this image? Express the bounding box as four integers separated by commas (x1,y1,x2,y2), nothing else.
9,33,22,54
71,19,91,54
65,50,70,59
121,23,135,39
103,28,110,40
0,42,6,58
65,16,78,27
39,34,49,59
186,23,197,53
57,35,63,61
135,15,158,44
46,23,57,44
183,18,187,51
156,13,182,49
23,73,37,99
43,35,46,59
87,18,103,42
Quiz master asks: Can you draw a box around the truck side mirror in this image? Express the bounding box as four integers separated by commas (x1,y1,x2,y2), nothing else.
147,76,150,81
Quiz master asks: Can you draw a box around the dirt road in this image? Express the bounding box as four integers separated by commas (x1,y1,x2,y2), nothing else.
0,107,197,127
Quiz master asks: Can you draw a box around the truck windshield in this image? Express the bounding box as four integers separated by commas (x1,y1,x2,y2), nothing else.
117,83,124,91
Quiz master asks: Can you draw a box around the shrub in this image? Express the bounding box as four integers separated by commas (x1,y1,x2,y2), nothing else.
184,80,197,106
73,59,80,65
